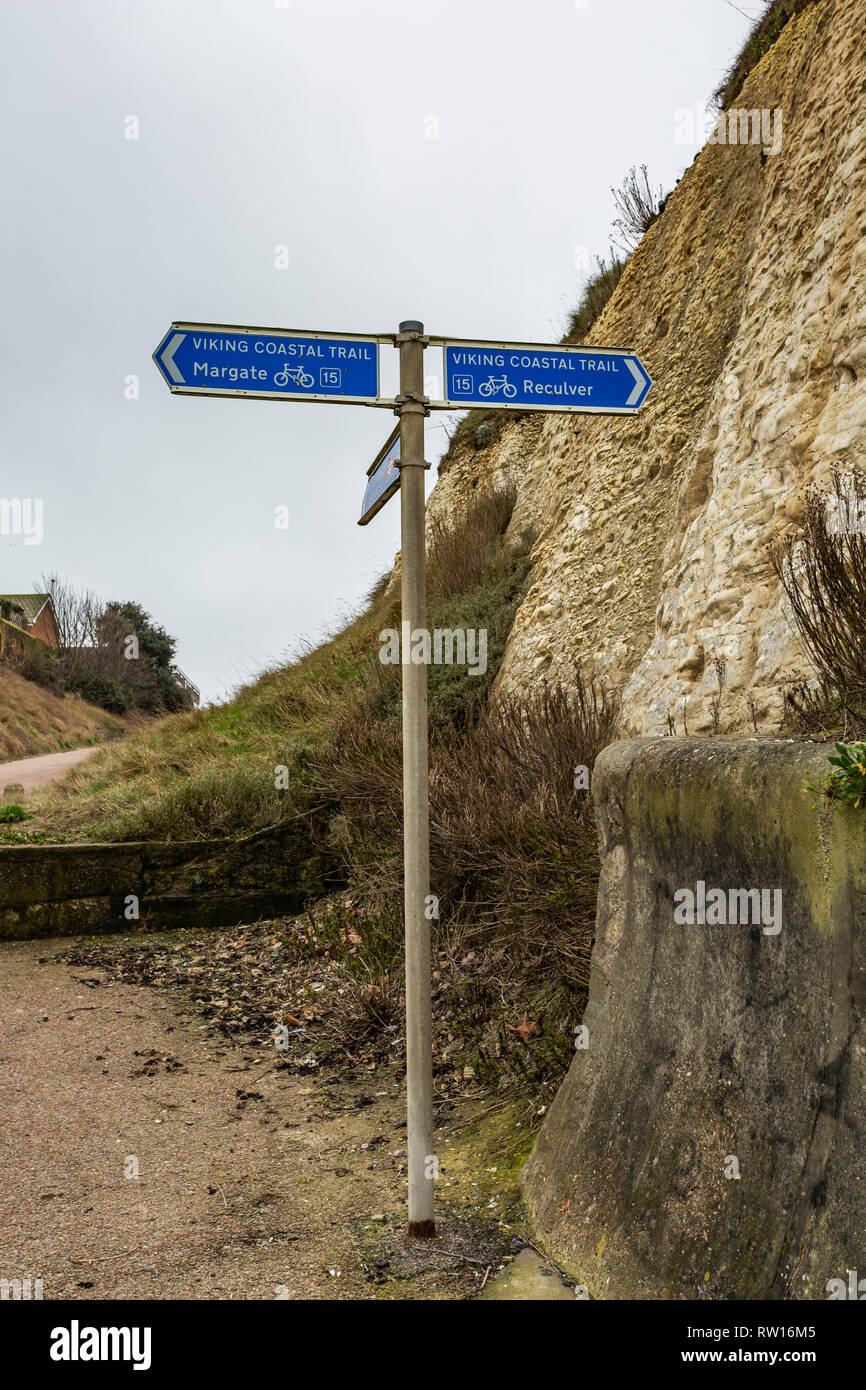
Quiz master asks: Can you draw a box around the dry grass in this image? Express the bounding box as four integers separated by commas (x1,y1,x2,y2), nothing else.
564,254,627,344
713,0,819,110
316,677,615,940
313,674,617,1091
0,666,124,762
427,483,518,599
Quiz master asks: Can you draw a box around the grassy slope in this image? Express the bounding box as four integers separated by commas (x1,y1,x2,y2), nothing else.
20,483,530,844
0,668,125,762
20,594,393,842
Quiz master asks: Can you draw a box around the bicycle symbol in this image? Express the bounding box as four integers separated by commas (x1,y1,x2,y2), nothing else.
273,364,315,389
478,375,517,399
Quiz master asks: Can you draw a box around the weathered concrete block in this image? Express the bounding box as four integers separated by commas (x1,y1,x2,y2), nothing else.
0,844,145,906
0,897,116,940
0,814,338,940
523,736,866,1300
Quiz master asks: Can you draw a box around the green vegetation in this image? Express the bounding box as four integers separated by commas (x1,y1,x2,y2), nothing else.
564,253,627,344
0,599,26,623
809,742,866,813
446,409,531,455
5,575,195,717
713,0,819,111
25,484,533,844
97,599,193,714
0,803,30,823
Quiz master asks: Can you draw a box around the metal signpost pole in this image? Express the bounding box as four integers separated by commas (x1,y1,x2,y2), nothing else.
155,315,653,1246
395,320,435,1238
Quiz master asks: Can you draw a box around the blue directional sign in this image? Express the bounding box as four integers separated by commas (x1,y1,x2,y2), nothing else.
359,425,401,526
436,338,652,415
153,323,387,405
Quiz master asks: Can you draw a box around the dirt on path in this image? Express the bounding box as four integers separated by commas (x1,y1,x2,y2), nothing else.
0,746,97,795
0,939,540,1301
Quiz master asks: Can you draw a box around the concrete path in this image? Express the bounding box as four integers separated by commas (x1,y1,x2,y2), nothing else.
0,746,96,795
0,940,531,1301
0,941,396,1299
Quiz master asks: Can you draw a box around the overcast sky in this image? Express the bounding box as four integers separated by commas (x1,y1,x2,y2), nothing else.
1,0,751,704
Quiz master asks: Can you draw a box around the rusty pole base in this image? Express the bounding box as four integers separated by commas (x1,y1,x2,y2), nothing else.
407,1219,437,1240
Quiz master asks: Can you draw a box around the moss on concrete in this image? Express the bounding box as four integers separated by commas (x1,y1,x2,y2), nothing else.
524,735,866,1300
0,816,337,940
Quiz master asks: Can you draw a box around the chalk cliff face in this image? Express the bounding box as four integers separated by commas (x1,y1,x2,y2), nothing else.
428,0,866,734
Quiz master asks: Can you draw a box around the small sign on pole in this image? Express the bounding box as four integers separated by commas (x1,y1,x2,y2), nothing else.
358,424,401,525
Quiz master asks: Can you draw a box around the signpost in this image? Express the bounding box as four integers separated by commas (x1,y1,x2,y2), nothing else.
436,338,652,414
358,424,401,526
153,323,388,405
154,316,653,1242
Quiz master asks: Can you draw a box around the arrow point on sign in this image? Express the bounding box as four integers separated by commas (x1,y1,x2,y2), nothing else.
624,357,649,408
159,332,186,385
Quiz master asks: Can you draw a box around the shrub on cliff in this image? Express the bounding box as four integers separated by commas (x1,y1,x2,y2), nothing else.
611,165,666,256
770,467,866,738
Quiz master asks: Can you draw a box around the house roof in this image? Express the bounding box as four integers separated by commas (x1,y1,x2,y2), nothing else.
0,594,53,625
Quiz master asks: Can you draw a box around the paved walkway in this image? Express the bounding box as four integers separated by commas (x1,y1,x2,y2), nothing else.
0,941,533,1300
0,747,96,795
